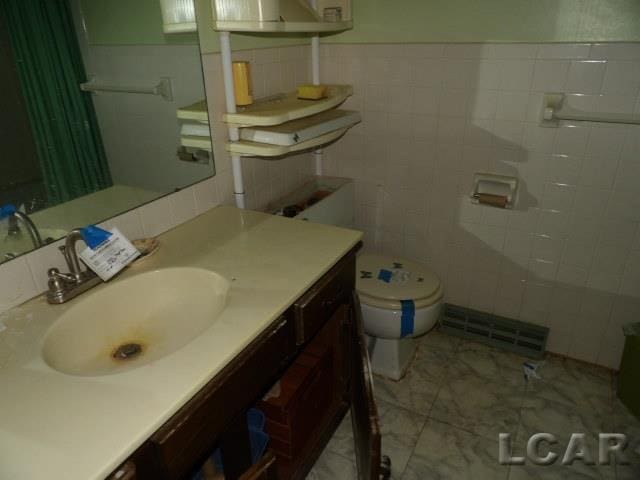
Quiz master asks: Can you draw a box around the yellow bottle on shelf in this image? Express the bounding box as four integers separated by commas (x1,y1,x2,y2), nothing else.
232,61,253,106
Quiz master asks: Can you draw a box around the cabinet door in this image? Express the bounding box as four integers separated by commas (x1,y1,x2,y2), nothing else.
239,451,278,480
350,292,381,480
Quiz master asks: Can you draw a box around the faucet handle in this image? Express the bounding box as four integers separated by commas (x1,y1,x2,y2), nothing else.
47,268,65,295
47,268,74,281
58,245,74,273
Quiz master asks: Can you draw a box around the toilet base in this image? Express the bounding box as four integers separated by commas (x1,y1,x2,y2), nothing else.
366,335,418,381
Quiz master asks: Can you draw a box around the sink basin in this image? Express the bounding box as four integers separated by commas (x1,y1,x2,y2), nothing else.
42,267,230,376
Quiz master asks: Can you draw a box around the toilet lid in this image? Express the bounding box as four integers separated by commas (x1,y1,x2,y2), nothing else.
356,254,442,310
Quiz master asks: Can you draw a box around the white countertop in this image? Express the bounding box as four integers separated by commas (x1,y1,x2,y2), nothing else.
0,206,362,480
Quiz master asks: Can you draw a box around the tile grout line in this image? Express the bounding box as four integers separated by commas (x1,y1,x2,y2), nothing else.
398,335,463,479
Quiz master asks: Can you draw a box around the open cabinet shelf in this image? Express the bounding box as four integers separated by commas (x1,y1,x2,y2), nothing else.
223,85,353,127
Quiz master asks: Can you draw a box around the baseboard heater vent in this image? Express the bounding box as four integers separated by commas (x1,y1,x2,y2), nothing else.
441,304,549,358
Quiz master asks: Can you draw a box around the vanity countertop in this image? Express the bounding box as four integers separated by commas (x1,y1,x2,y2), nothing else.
0,206,362,480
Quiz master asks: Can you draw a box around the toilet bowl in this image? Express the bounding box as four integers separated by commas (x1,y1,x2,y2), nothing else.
356,253,443,380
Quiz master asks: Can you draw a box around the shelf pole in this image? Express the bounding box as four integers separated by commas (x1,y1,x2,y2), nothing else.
311,35,321,85
311,34,323,176
220,31,246,209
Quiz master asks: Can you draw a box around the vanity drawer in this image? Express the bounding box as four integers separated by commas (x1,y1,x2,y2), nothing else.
148,315,296,480
293,252,355,345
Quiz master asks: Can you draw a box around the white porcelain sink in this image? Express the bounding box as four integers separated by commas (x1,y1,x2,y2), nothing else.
42,267,230,376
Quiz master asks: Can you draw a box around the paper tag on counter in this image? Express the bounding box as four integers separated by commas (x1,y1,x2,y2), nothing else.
79,227,140,281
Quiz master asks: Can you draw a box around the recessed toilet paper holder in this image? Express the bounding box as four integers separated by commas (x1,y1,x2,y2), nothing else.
470,173,518,209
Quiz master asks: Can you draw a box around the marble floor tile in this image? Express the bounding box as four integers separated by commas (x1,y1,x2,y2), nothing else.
373,344,451,414
324,411,355,461
449,340,530,387
525,356,613,413
519,394,610,448
401,419,509,480
612,398,640,480
326,401,427,479
413,340,454,381
430,373,525,440
508,462,613,479
306,449,356,480
312,331,626,480
418,327,460,355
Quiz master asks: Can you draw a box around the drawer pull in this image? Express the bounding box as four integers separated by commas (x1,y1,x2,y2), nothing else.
321,286,345,310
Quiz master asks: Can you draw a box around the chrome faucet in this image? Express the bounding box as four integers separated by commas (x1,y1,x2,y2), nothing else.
46,229,102,304
7,211,43,250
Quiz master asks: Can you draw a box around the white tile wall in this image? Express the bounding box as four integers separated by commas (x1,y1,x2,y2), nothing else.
321,42,640,369
0,46,315,315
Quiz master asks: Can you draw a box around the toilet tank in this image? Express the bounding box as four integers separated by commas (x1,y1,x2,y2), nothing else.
268,176,355,229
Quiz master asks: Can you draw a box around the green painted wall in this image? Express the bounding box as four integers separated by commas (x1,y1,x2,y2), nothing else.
79,0,309,51
326,0,640,44
79,0,197,45
79,0,640,48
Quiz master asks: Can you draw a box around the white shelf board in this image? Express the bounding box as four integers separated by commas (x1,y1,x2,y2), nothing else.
240,109,360,146
214,19,352,33
223,85,352,127
163,22,197,34
181,135,212,151
226,127,349,157
177,100,209,123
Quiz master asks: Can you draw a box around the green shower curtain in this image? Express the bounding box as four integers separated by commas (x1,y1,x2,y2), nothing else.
0,0,112,206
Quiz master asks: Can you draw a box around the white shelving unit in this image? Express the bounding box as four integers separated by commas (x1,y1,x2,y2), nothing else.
177,100,212,151
228,127,350,157
239,109,360,146
223,85,353,127
213,0,357,209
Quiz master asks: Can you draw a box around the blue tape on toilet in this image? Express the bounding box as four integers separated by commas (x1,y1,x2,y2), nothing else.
378,269,392,283
400,300,415,337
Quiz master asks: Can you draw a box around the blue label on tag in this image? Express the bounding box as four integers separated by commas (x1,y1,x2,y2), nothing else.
400,300,415,338
0,204,17,220
81,225,113,250
378,269,392,283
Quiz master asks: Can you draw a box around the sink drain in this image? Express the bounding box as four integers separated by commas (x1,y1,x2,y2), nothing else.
112,342,143,360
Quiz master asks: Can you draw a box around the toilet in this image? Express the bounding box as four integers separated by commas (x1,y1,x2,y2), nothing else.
285,177,443,380
356,253,443,380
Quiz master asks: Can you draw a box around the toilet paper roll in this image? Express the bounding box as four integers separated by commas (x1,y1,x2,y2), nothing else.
471,173,518,209
476,193,508,208
476,179,512,197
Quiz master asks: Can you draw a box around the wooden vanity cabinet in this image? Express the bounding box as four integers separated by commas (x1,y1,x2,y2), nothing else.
109,246,379,480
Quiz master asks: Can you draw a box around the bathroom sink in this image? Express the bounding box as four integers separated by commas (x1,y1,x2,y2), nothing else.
42,267,230,376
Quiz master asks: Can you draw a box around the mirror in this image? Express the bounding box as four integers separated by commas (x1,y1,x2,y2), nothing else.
0,0,214,264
